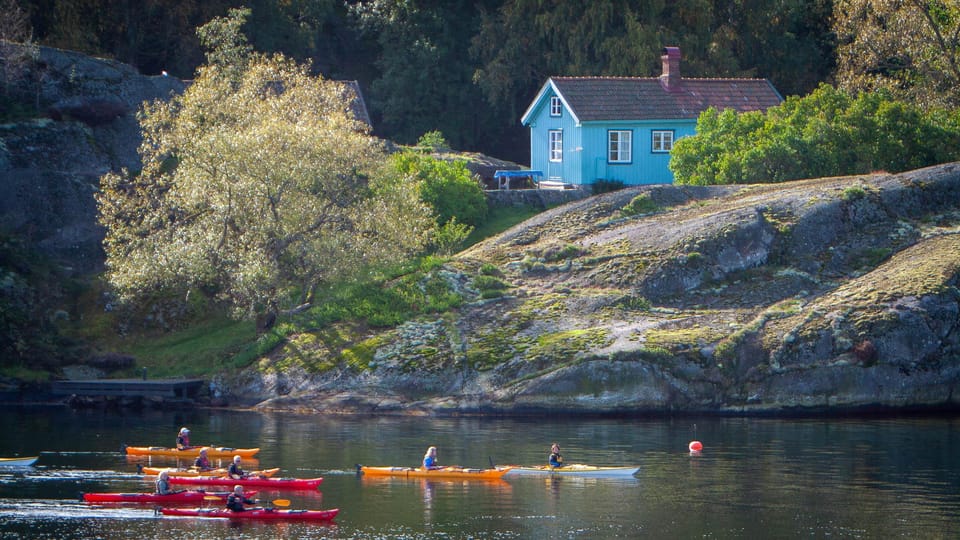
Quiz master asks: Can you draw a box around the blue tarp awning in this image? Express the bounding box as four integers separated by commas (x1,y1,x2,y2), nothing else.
493,170,544,178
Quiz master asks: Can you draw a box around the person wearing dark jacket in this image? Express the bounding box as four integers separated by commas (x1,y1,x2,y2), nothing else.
226,485,255,512
228,455,247,479
193,448,214,471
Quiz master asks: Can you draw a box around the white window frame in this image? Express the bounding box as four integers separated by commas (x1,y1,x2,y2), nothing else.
549,130,563,162
608,130,632,163
652,130,674,153
550,96,562,116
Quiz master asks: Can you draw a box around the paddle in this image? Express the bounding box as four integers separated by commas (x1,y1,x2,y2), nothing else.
257,498,289,513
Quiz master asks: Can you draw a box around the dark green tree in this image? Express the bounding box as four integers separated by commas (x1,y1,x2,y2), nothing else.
347,0,500,152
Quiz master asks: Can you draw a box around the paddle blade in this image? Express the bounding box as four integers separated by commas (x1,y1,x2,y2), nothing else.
272,499,290,507
204,496,222,501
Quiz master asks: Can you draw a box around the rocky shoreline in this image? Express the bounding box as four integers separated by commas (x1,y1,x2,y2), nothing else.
203,163,960,416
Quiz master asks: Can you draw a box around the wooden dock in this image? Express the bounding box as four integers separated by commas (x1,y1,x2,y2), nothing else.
51,379,205,399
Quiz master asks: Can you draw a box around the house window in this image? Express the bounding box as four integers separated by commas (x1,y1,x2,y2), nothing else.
652,130,674,153
550,96,562,116
608,130,632,163
549,130,563,162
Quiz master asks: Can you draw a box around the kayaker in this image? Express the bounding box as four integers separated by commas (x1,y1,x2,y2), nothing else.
155,470,173,494
193,448,214,471
226,485,255,512
228,455,247,479
549,443,564,468
176,427,192,450
422,446,441,470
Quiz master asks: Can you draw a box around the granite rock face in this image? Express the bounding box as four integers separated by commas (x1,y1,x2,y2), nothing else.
0,44,185,272
242,164,960,415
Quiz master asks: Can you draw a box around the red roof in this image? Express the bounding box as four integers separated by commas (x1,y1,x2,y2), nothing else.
549,76,783,122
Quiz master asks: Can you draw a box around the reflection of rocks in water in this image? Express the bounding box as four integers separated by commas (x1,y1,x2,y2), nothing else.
65,394,193,410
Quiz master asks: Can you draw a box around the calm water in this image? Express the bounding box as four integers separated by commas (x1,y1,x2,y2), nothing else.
0,407,958,539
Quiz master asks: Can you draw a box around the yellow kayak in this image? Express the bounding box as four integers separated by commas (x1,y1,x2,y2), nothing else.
123,445,259,458
359,465,513,480
140,466,280,478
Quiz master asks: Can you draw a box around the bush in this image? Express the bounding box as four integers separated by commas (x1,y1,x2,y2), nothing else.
621,193,659,216
417,131,450,152
391,152,488,227
841,186,866,201
432,217,473,255
670,84,960,185
479,263,501,276
473,275,509,291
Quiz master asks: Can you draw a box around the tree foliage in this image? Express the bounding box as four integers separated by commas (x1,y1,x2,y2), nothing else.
471,0,834,130
97,10,431,320
348,0,500,151
834,0,960,108
670,84,960,185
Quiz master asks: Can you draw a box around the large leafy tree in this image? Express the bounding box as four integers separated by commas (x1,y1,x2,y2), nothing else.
834,0,960,107
97,8,431,322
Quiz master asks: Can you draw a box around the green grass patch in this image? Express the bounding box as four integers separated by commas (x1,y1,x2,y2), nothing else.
464,205,542,247
342,334,390,371
644,326,727,349
526,327,609,361
120,317,257,377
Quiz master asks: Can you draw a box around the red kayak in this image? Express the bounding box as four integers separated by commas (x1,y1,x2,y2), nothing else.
169,475,323,490
161,507,338,521
83,489,257,504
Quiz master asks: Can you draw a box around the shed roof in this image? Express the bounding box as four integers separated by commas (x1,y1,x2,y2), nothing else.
340,80,372,127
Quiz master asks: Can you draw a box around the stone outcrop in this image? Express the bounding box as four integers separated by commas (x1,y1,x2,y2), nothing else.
238,164,960,416
0,44,185,272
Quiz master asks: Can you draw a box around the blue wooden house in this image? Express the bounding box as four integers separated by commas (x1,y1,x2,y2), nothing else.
520,47,783,186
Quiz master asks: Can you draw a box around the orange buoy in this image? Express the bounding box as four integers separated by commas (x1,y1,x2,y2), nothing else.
688,441,703,452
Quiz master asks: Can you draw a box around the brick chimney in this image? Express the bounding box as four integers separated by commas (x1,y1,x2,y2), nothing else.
660,47,681,91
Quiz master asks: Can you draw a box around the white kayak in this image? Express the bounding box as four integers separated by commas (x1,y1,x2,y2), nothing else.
503,464,639,478
0,456,39,467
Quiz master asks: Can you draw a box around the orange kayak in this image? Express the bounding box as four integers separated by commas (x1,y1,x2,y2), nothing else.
141,466,280,478
124,446,259,458
359,465,513,480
